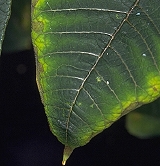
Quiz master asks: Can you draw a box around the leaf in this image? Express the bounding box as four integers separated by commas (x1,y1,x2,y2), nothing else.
0,0,12,54
32,0,160,164
126,98,160,139
2,0,31,53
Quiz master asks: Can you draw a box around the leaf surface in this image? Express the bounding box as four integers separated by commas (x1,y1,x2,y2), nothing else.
0,0,12,54
32,0,160,163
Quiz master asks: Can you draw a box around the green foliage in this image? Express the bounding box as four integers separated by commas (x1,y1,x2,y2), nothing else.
32,0,160,164
0,0,12,53
126,98,160,139
0,0,160,165
2,0,31,53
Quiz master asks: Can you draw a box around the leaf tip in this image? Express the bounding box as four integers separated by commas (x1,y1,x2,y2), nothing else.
62,160,66,166
62,146,74,165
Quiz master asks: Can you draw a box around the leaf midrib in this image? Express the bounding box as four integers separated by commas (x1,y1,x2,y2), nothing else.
65,0,141,144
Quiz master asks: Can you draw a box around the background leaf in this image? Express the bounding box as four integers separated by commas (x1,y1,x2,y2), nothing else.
126,98,160,139
2,0,31,53
0,0,12,54
32,0,160,163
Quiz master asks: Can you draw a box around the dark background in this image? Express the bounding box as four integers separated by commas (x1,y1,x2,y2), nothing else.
0,49,160,166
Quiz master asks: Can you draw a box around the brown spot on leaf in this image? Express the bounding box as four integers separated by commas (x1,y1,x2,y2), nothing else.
153,86,158,92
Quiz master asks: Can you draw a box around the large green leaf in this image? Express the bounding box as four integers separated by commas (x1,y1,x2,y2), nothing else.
0,0,12,54
32,0,160,164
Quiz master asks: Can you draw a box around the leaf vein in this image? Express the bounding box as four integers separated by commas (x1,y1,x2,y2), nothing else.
127,20,160,75
65,0,140,143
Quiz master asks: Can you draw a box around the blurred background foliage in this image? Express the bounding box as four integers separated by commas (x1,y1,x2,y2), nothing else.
126,98,160,139
2,0,31,53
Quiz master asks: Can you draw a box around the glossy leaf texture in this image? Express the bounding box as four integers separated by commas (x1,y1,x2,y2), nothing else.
0,0,12,54
126,98,160,139
32,0,160,164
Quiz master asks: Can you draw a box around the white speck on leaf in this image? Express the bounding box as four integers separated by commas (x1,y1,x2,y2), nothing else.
107,81,109,85
142,53,146,56
136,12,141,16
